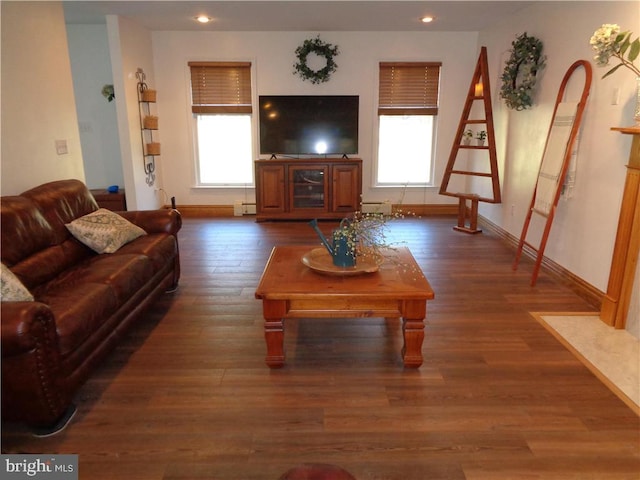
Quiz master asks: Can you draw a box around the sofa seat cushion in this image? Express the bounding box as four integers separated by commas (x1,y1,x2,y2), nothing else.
32,253,155,356
10,239,95,291
80,254,155,302
34,254,154,305
114,233,177,273
37,282,119,356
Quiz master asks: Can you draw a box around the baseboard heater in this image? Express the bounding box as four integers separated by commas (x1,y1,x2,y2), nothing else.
360,201,392,215
233,201,256,216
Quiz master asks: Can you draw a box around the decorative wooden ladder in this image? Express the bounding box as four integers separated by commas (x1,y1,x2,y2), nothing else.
512,60,592,286
439,46,501,234
440,47,502,233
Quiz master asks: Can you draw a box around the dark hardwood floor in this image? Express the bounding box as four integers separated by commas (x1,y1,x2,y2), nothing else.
2,216,639,479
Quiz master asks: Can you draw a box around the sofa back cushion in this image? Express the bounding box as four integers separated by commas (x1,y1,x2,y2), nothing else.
1,180,99,291
1,196,55,266
21,179,98,244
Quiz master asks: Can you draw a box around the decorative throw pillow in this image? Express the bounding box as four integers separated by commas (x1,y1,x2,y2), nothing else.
66,208,146,254
1,263,34,302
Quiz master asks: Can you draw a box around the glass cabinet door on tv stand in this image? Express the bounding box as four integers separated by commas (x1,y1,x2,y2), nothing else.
289,165,329,212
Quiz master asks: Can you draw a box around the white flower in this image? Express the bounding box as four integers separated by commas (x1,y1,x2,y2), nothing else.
589,23,640,78
590,24,620,46
590,24,621,65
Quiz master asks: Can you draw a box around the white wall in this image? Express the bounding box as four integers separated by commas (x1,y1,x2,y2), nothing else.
3,2,637,318
477,1,638,293
151,30,479,207
1,1,84,195
67,24,123,190
107,15,162,210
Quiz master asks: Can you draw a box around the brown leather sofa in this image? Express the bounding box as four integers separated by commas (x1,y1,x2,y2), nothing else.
1,179,181,434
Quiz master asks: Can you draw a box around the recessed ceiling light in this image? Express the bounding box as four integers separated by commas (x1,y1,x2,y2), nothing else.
421,16,434,24
195,15,212,24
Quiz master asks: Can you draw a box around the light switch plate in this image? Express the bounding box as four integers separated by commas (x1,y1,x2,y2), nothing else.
612,87,620,105
55,139,68,155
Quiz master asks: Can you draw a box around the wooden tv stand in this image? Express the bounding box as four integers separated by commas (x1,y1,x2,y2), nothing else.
255,157,362,221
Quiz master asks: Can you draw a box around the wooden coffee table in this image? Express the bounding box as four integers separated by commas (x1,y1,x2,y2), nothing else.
255,245,434,368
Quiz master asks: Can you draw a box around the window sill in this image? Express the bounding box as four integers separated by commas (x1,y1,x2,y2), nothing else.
372,183,436,188
192,184,255,189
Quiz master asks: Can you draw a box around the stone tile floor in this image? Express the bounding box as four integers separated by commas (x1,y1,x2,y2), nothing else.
537,313,639,412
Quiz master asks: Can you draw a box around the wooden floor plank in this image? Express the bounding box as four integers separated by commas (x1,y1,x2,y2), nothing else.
2,216,638,479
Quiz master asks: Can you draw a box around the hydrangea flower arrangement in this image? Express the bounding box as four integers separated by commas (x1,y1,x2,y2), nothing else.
590,24,640,78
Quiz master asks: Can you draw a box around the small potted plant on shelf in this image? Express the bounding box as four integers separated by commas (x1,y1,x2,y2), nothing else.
101,84,115,102
476,130,487,146
462,129,473,145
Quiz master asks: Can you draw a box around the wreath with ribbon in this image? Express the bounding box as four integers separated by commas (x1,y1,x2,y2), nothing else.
293,36,339,84
500,33,546,110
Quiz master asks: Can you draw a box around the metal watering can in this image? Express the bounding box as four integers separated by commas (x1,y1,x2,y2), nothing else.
309,219,356,267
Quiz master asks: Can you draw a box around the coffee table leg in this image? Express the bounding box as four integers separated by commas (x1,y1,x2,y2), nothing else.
401,301,426,368
263,300,286,368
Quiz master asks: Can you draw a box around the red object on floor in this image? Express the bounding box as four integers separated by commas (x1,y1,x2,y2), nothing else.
278,463,356,480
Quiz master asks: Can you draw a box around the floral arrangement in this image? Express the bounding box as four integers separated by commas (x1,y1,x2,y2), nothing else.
463,129,474,139
475,130,487,141
293,36,339,84
590,24,640,78
499,33,546,110
332,209,410,264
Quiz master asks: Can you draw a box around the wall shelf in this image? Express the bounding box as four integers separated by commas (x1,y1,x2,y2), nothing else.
136,68,157,186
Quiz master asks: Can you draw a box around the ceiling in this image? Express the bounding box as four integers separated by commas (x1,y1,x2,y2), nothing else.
63,1,540,32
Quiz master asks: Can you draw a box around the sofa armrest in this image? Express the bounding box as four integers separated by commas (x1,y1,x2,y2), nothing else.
1,301,59,357
119,209,182,236
1,301,70,428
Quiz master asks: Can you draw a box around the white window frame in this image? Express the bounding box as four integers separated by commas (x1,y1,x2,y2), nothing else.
188,61,256,188
375,114,437,187
193,113,255,187
374,61,441,188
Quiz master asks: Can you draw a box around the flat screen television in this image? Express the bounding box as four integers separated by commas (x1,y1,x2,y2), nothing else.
259,95,359,156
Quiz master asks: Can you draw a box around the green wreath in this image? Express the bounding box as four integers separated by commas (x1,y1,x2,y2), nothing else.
293,36,339,84
500,33,546,110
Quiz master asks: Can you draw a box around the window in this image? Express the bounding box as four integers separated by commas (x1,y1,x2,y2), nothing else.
189,62,253,185
376,62,441,186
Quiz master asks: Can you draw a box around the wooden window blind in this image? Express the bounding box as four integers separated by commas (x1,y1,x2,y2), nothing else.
378,62,441,115
188,62,252,114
